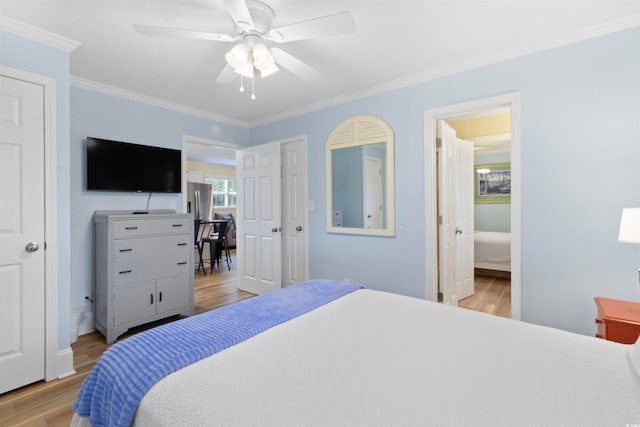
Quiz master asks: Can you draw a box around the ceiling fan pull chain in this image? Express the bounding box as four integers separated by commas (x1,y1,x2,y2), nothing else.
239,75,245,93
251,76,256,100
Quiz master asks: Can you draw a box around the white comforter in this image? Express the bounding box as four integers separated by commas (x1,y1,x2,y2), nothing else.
475,231,511,271
73,289,639,426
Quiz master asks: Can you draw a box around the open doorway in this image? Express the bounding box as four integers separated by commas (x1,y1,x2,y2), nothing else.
424,93,521,320
446,110,512,318
181,135,309,300
182,136,240,283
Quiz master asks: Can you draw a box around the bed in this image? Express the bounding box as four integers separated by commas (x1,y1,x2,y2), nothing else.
71,280,640,427
474,231,511,272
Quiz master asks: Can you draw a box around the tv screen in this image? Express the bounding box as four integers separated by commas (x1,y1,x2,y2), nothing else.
86,137,181,193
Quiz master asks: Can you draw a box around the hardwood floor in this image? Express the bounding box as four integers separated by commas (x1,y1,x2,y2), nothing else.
458,272,511,318
0,251,253,427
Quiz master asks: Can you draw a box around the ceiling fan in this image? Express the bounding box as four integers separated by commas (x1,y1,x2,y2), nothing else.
133,0,355,98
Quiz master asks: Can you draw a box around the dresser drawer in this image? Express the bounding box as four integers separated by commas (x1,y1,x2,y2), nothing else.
603,319,640,344
113,217,190,237
594,297,640,344
113,262,138,286
173,235,191,256
113,239,137,263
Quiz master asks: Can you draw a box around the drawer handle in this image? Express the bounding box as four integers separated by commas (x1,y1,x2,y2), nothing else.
159,291,163,302
177,243,188,247
177,261,187,266
595,318,603,324
119,269,133,274
150,293,154,304
172,224,183,228
595,334,603,339
119,248,133,253
125,226,138,230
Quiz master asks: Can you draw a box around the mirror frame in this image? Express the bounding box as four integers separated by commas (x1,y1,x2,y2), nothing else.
326,115,395,237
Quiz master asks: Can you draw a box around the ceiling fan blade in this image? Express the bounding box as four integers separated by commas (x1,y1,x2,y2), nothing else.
268,11,355,42
215,65,237,83
133,24,237,42
222,0,254,30
270,48,321,83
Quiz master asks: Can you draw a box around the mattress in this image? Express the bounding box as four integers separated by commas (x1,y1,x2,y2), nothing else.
474,230,511,271
72,285,640,427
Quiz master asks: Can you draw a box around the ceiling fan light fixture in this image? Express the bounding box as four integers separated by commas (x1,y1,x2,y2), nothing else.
235,59,255,78
225,43,250,70
252,43,273,70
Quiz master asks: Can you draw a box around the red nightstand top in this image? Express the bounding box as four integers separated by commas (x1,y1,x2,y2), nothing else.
594,297,640,325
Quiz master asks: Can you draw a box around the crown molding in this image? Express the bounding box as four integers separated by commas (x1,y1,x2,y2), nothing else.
249,15,640,128
70,76,249,128
38,13,637,130
0,16,80,51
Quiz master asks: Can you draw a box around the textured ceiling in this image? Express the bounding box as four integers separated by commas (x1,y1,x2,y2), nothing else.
1,0,638,127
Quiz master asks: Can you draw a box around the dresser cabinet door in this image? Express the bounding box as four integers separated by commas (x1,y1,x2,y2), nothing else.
156,276,190,315
114,281,156,325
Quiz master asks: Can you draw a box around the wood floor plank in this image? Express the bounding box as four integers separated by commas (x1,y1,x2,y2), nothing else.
458,273,511,318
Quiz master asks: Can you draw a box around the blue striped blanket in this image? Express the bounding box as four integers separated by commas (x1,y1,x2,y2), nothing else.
73,279,363,427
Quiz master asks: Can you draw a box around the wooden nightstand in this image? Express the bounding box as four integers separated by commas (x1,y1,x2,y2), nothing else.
594,297,640,344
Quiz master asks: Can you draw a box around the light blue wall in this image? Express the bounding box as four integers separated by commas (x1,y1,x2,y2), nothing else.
69,87,250,314
251,27,640,335
0,31,72,351
475,152,511,232
3,26,638,345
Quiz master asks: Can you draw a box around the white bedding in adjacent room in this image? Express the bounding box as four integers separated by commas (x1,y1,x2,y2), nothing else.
72,288,640,427
475,230,511,271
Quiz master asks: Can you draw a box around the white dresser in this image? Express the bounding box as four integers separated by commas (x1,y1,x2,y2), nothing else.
94,210,194,343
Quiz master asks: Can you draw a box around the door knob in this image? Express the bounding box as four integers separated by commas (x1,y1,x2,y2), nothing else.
296,226,303,232
271,227,282,232
25,242,40,252
455,227,463,235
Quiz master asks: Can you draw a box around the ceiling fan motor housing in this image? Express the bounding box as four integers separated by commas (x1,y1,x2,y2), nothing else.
239,0,275,36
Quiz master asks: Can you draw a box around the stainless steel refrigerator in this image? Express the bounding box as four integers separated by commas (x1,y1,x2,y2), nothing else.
186,182,213,221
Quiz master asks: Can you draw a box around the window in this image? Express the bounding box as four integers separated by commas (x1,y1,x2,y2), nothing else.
205,177,237,208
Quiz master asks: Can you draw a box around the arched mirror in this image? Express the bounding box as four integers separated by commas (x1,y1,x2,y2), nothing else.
326,115,395,237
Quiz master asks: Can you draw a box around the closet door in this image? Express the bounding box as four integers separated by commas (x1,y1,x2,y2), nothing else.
281,139,308,287
0,75,46,393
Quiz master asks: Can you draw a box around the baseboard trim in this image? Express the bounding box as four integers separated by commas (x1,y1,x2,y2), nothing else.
475,268,511,279
56,348,75,379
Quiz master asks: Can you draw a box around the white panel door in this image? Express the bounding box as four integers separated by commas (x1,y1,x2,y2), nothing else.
236,142,282,295
455,135,475,300
0,75,46,393
281,139,307,287
438,120,457,306
364,156,383,229
439,120,475,305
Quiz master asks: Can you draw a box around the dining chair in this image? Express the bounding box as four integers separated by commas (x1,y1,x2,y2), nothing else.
195,221,215,275
203,220,231,272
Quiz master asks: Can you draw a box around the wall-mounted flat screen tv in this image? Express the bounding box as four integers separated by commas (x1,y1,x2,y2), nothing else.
86,137,182,193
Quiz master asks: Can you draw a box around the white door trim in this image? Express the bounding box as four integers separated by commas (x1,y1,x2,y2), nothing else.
0,65,60,380
424,92,522,320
